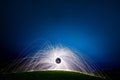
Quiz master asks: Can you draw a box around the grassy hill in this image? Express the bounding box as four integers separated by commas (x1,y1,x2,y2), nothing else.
0,70,109,80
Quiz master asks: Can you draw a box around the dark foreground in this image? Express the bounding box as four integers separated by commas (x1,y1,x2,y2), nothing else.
0,71,109,80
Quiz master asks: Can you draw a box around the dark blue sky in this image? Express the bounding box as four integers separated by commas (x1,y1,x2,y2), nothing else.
1,0,120,69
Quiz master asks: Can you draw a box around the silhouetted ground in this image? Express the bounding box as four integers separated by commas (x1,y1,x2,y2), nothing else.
0,71,108,80
102,68,120,80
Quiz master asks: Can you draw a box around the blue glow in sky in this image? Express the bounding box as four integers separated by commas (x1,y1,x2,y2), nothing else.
1,0,120,69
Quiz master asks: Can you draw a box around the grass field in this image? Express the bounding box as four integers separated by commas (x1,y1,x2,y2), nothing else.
0,70,109,80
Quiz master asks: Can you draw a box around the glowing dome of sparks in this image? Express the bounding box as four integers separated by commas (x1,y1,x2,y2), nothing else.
5,45,104,77
13,46,97,73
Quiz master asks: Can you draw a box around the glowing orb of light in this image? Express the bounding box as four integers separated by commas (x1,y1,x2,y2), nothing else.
17,46,94,72
2,46,103,77
55,58,61,64
9,45,104,78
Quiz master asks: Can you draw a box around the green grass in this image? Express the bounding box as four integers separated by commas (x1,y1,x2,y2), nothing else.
0,70,109,80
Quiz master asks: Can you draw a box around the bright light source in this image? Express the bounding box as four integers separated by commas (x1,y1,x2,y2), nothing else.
16,46,95,72
6,45,104,78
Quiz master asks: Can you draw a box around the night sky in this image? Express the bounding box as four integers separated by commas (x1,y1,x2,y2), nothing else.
1,0,120,70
